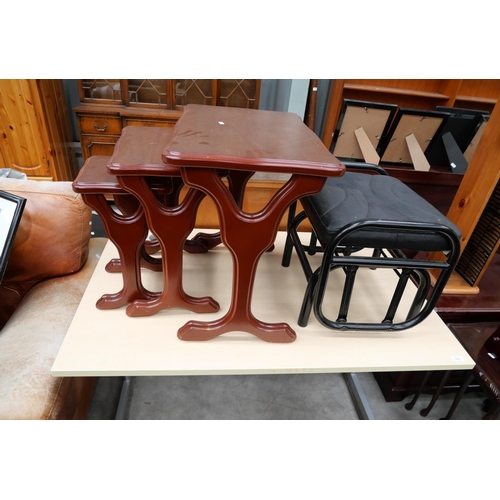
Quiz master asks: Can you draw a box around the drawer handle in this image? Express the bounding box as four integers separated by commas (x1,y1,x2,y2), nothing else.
94,123,108,132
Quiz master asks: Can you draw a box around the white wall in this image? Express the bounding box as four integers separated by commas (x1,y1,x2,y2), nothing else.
287,79,309,119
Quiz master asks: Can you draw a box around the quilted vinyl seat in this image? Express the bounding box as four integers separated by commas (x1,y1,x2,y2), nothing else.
282,162,461,332
303,172,459,252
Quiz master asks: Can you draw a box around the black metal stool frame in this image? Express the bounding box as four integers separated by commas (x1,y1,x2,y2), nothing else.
288,214,460,331
282,158,461,332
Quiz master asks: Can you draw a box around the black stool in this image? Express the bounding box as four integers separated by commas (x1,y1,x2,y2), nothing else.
282,162,461,331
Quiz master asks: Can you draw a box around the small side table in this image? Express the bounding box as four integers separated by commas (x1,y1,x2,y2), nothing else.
73,155,163,309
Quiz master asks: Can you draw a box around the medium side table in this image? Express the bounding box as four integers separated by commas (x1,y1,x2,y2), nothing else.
107,126,220,317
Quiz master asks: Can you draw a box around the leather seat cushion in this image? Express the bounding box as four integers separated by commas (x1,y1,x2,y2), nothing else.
0,178,92,329
301,172,461,251
0,238,105,419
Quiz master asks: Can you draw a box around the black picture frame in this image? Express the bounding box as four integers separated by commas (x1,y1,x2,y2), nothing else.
463,114,490,163
330,99,398,161
378,108,450,166
424,106,488,168
0,190,26,283
435,106,490,165
435,105,489,122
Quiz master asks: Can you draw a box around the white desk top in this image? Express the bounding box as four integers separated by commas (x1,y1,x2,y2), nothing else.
52,231,474,377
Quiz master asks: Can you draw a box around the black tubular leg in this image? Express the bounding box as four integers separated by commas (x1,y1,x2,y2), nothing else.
370,248,382,269
382,268,412,324
336,266,358,323
405,371,433,411
312,246,336,325
308,231,318,256
289,212,314,280
440,371,475,420
281,201,297,267
420,370,451,417
298,269,320,327
406,269,431,321
281,237,294,267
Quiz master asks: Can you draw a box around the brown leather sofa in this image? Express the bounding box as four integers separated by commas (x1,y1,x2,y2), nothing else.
0,177,107,419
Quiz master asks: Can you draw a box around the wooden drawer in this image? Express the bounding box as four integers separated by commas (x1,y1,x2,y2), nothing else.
122,118,177,128
79,115,122,135
81,135,119,161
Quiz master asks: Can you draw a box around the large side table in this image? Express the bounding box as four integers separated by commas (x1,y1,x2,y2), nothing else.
162,104,345,343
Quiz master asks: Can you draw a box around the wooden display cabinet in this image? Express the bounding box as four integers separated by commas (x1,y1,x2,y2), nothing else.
0,79,79,181
74,79,261,161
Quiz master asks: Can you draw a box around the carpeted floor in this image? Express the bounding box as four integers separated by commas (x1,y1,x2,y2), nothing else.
87,371,488,420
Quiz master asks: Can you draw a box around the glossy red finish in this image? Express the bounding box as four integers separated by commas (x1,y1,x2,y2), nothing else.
117,174,220,317
73,156,160,309
162,104,344,176
83,110,344,341
163,105,345,342
106,127,221,317
178,168,327,342
107,126,181,176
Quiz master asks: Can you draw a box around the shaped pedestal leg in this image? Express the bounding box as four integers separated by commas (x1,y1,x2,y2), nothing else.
181,170,254,254
105,244,162,274
104,194,162,274
82,193,159,309
117,176,220,317
177,168,326,343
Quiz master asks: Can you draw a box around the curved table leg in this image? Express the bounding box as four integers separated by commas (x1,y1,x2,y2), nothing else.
144,239,161,255
82,193,159,309
104,195,163,274
117,175,220,317
183,170,254,254
177,168,326,343
139,245,162,272
105,246,162,273
167,176,219,255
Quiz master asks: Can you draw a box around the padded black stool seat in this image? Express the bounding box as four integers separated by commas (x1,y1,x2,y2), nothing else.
282,163,462,332
302,173,460,252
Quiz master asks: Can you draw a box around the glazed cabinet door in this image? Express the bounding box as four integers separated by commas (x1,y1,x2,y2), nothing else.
0,80,52,178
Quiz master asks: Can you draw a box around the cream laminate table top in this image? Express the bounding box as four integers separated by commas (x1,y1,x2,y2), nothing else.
51,231,474,377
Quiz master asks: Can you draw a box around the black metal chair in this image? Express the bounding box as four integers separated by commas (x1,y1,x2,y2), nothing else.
405,322,500,419
282,161,462,332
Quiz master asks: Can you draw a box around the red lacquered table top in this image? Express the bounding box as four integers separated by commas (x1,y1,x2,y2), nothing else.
107,126,179,176
162,104,344,176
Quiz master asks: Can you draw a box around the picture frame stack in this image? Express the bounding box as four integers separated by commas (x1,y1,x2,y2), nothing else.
330,99,490,174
